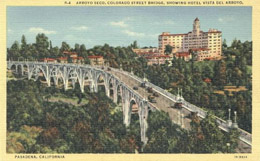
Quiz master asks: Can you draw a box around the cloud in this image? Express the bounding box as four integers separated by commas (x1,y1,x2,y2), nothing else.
110,17,135,28
71,26,88,31
110,21,128,28
29,27,56,34
164,20,175,25
122,30,145,37
218,17,234,23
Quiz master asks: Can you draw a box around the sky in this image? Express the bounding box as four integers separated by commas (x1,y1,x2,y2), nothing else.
7,7,252,49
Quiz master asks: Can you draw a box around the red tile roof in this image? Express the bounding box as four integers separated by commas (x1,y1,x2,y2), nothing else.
160,33,188,37
77,57,84,60
40,58,56,61
206,31,222,33
57,57,68,60
72,57,84,60
176,52,190,57
204,78,212,83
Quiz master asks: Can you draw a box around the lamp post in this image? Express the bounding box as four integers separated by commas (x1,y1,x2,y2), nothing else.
226,143,230,153
232,111,238,129
227,108,232,127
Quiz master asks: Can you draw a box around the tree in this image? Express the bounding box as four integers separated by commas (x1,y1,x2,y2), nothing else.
50,46,60,58
130,40,138,49
74,43,80,53
222,39,227,50
21,35,27,51
8,41,20,60
213,60,227,88
35,33,50,59
79,44,88,58
7,125,43,153
202,65,214,79
164,45,173,55
60,41,70,53
49,41,53,49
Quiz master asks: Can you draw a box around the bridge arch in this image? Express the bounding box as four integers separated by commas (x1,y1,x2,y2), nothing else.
115,83,123,105
49,67,65,87
66,68,80,89
95,72,108,95
9,64,16,71
108,76,116,99
129,97,139,114
29,65,48,83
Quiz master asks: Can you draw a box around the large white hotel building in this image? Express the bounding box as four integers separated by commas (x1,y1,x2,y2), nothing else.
158,18,222,61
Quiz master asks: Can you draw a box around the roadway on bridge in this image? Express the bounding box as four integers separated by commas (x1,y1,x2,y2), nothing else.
109,70,192,130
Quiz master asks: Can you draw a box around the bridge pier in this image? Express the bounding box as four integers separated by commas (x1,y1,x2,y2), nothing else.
139,101,149,145
123,98,130,127
72,79,76,89
15,65,18,73
105,86,110,97
94,81,98,93
113,90,118,103
28,67,32,80
46,77,51,87
21,65,24,76
64,80,69,90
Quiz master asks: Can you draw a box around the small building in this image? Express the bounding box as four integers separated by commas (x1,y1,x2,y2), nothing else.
175,52,192,61
191,48,213,61
88,56,104,66
57,57,68,63
72,57,84,64
132,48,159,57
203,78,212,83
63,51,78,58
146,55,171,66
40,58,57,63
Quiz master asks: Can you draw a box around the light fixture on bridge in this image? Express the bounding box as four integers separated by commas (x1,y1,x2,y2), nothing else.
232,111,238,129
130,67,134,75
227,108,232,127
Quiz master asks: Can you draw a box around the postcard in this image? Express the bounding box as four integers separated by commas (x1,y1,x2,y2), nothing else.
0,0,259,161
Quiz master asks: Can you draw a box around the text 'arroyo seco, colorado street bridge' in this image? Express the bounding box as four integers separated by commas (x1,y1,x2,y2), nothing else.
7,61,252,152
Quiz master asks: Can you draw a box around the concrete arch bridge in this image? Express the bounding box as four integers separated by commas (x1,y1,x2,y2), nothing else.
7,61,252,152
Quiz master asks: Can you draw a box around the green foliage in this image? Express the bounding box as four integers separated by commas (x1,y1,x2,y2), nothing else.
183,113,239,153
7,80,139,153
164,45,173,55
